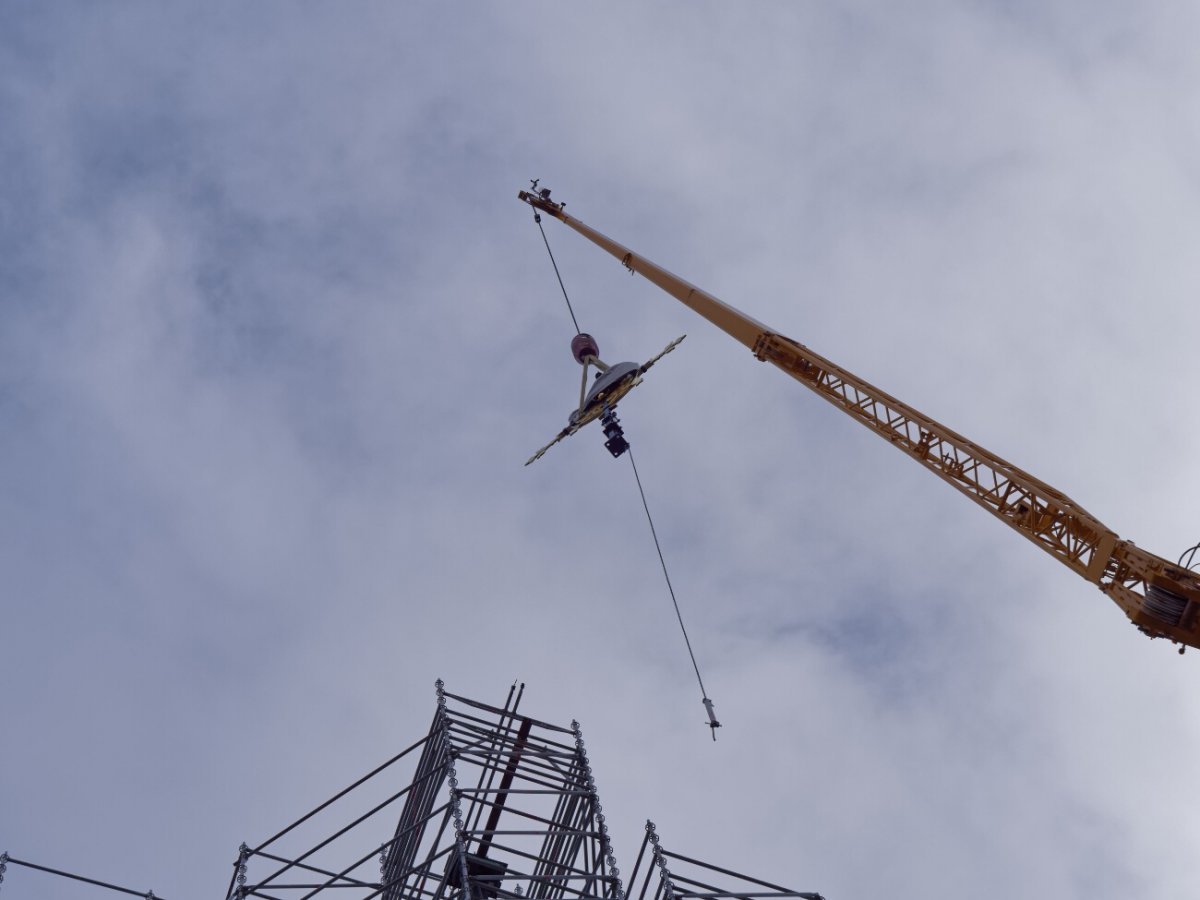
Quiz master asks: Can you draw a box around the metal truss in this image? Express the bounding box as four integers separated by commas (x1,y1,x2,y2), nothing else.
223,682,623,900
626,823,824,900
752,332,1200,643
3,684,826,900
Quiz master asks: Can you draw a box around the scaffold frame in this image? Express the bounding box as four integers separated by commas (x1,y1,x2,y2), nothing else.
222,682,623,900
625,822,824,900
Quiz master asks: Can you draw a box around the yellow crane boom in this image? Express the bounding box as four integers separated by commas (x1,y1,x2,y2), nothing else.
518,187,1200,651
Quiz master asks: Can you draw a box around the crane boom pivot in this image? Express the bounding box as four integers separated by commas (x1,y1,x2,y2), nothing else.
518,187,1200,651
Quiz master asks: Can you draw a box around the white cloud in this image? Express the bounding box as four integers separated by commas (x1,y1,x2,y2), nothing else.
3,4,1200,900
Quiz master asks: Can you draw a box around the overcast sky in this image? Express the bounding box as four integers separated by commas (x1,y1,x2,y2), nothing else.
4,4,1200,899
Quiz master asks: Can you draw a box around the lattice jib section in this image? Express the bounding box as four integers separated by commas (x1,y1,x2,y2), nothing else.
753,333,1113,578
753,332,1200,645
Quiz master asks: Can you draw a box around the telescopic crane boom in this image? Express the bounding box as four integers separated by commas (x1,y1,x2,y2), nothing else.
519,187,1200,652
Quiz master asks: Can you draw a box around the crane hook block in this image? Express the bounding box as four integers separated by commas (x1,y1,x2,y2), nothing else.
571,332,600,365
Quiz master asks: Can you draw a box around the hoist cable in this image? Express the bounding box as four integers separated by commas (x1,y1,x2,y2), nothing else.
1180,540,1200,572
532,211,582,335
527,194,718,735
628,447,711,701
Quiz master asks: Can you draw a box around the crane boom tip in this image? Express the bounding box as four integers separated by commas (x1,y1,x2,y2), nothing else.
518,185,565,219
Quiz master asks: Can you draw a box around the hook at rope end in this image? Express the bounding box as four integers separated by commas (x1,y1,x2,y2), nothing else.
702,697,721,741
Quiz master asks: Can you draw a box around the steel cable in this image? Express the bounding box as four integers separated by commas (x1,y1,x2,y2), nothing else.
528,201,719,737
532,210,582,335
628,448,710,699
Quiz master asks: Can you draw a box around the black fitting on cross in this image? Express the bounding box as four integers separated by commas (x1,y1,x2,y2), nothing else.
600,407,629,458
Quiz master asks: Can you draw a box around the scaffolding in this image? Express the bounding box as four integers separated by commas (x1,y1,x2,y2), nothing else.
223,681,621,900
627,823,824,900
218,683,824,900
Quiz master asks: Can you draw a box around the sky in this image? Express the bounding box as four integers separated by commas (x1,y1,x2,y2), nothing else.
4,3,1200,899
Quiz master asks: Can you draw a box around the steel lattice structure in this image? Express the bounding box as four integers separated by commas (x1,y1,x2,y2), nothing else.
3,683,825,900
223,682,622,900
627,823,824,900
221,684,824,900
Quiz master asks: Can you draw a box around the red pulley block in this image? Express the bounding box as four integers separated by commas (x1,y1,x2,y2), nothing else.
571,332,599,364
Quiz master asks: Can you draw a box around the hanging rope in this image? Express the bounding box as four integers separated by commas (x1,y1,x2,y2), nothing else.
627,448,719,737
532,208,582,335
